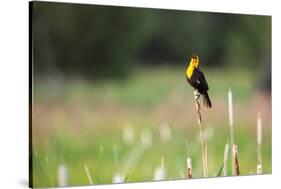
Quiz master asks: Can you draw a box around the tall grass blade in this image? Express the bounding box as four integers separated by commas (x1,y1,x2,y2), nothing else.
216,163,224,177
223,143,229,176
45,156,54,187
84,165,93,185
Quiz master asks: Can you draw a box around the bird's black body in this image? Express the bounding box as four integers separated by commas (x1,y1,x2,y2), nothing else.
187,67,209,93
186,67,212,108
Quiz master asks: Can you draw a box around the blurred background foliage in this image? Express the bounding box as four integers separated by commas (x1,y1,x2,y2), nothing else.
32,2,271,90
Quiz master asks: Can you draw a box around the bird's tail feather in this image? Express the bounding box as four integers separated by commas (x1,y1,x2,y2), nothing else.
203,92,212,108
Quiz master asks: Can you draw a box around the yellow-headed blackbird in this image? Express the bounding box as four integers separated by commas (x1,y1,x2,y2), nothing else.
186,55,212,108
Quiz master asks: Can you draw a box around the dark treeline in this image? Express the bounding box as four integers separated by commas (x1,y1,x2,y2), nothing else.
31,1,271,84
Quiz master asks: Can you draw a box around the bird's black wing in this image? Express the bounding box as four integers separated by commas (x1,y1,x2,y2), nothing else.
194,68,209,91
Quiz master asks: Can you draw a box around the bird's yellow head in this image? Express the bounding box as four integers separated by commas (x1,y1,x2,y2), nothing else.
189,55,200,68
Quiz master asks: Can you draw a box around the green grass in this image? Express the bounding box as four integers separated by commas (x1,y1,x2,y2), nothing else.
32,66,271,187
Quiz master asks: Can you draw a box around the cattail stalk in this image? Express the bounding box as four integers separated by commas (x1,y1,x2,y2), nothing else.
194,91,208,177
187,158,192,178
84,165,93,185
205,142,208,175
232,145,240,176
228,89,235,175
257,113,263,174
223,143,229,176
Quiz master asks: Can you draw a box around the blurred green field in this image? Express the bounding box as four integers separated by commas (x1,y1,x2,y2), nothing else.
32,67,271,187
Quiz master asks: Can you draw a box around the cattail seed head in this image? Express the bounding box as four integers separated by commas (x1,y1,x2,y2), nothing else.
58,164,68,187
228,89,234,128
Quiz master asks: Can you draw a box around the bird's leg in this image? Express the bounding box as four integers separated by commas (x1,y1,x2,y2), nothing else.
193,90,200,101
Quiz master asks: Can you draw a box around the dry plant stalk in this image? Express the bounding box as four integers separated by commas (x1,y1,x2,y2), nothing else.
194,91,208,177
187,158,192,178
232,145,240,176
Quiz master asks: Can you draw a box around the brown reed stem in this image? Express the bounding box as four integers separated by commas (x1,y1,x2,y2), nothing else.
195,96,208,177
232,145,240,176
